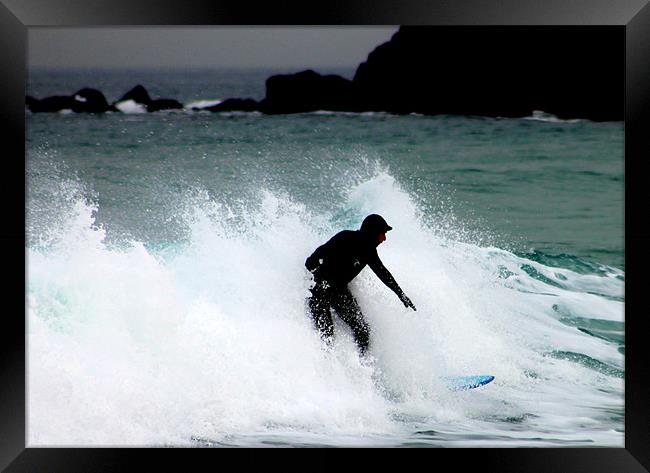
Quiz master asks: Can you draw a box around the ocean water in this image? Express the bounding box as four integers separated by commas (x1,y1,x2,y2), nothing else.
26,68,624,447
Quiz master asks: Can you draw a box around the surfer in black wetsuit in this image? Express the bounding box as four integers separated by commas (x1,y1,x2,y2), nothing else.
305,214,416,355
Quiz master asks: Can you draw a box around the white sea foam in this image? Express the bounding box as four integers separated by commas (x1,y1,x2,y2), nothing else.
185,99,223,110
114,99,147,114
523,110,583,123
26,169,624,447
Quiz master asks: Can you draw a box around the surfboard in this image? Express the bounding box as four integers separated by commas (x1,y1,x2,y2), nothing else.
445,375,495,391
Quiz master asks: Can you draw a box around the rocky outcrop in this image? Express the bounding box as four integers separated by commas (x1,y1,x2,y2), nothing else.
258,70,359,115
26,95,73,113
116,85,152,106
25,27,622,121
200,70,357,115
113,85,183,112
351,26,623,121
26,88,113,113
147,98,184,112
70,88,113,113
203,98,260,113
202,27,621,120
27,84,184,114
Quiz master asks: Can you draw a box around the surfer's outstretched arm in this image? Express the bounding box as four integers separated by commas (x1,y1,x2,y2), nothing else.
368,252,416,310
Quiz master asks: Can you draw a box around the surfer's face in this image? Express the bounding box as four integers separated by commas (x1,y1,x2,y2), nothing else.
377,232,386,245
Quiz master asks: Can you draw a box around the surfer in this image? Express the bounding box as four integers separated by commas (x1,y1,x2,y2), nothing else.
305,214,416,355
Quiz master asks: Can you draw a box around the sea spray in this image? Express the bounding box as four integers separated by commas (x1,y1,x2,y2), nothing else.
27,165,623,446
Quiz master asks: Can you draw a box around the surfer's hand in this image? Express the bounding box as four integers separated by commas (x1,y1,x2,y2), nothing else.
399,293,416,311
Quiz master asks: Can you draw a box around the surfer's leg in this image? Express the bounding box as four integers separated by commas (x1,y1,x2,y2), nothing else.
307,281,334,345
332,288,370,355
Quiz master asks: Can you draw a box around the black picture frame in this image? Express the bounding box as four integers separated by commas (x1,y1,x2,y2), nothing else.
3,0,649,471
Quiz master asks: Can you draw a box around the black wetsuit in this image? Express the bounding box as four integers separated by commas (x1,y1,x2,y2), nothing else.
305,224,410,355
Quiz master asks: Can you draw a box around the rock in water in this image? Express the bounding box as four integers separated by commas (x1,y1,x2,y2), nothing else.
26,95,74,113
114,85,183,112
204,98,260,113
116,85,152,106
260,69,357,114
71,88,112,113
148,99,184,112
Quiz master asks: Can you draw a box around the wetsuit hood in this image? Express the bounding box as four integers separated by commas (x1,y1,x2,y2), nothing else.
359,214,393,236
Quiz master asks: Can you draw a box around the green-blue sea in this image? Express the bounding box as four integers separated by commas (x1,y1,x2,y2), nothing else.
26,68,624,447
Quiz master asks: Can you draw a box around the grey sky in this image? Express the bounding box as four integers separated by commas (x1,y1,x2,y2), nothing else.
28,27,399,69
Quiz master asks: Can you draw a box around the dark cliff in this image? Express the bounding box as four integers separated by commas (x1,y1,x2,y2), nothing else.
351,26,623,121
